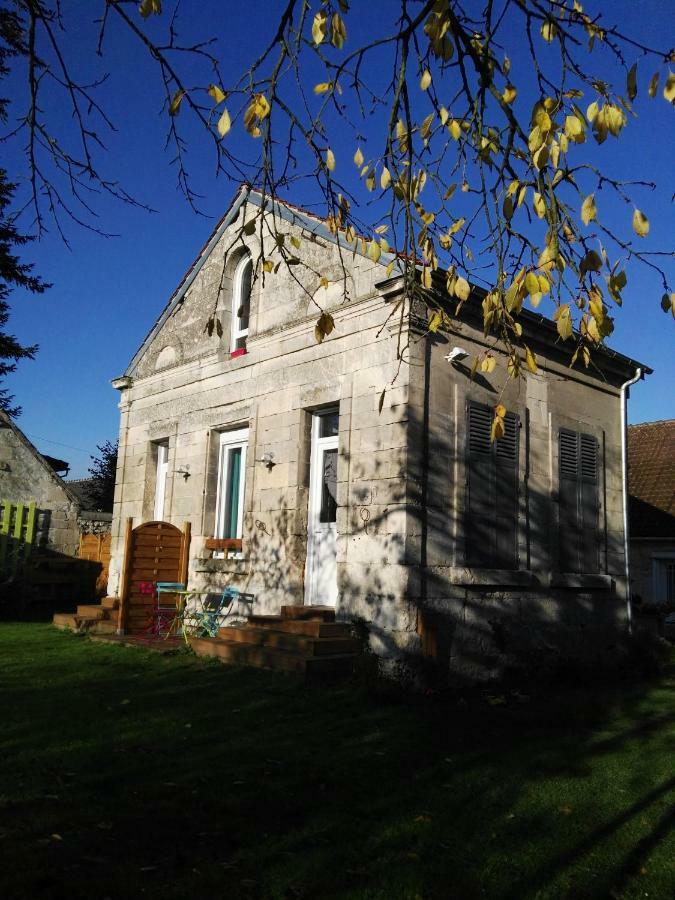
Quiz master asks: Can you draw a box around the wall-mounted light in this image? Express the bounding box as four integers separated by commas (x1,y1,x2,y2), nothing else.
257,451,276,471
444,346,469,363
175,464,191,480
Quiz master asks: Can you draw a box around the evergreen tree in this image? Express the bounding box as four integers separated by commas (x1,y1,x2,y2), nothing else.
87,440,118,512
0,9,45,417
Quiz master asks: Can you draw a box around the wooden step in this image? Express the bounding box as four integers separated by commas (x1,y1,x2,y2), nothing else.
280,605,336,621
248,615,352,638
218,625,359,656
188,636,356,678
101,596,119,610
53,613,78,631
89,621,118,636
76,604,107,619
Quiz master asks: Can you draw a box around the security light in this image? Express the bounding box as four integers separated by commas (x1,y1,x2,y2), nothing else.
445,346,469,363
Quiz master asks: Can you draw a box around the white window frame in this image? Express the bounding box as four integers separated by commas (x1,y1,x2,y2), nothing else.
231,254,252,352
153,442,169,521
214,428,249,546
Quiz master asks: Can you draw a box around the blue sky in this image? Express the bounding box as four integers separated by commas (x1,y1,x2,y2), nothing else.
3,0,674,477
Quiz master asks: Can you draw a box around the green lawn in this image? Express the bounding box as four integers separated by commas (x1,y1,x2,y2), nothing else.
0,624,674,899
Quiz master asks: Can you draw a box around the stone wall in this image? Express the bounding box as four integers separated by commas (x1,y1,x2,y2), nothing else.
0,420,80,556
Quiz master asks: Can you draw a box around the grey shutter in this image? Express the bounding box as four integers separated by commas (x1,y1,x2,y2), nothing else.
579,434,599,573
466,403,519,569
495,411,519,569
558,429,599,573
558,429,579,572
466,404,495,566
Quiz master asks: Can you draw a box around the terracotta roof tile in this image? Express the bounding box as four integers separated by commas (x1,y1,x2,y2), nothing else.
628,420,675,537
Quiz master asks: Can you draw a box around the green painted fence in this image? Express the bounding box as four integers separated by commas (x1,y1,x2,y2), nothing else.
0,501,37,579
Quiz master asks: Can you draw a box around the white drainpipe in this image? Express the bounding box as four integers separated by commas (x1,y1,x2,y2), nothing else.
620,366,643,635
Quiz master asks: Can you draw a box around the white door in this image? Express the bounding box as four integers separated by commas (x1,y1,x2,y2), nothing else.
305,409,339,607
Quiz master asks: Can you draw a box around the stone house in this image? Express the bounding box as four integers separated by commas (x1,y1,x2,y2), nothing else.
0,409,81,557
107,186,650,679
628,420,675,608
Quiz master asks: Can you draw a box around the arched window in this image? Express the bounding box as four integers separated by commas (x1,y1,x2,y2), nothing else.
231,254,252,351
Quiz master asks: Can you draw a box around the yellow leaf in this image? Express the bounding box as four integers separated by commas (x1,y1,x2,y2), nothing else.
420,69,432,91
368,239,381,262
525,346,538,374
454,276,470,301
139,0,162,18
648,72,659,98
586,100,599,122
502,83,517,104
664,72,675,103
421,268,432,289
533,192,546,219
443,182,457,200
491,415,505,442
263,260,274,273
580,250,602,276
380,166,391,190
312,10,327,44
525,272,540,295
556,305,573,340
495,403,507,418
581,194,597,226
326,148,336,171
428,309,442,332
627,63,638,101
330,12,347,49
448,217,465,235
541,20,557,42
354,147,364,167
217,107,231,137
632,208,650,237
169,89,185,117
208,84,226,104
365,171,375,192
290,235,301,249
314,311,335,343
439,106,449,125
449,119,461,140
313,82,333,95
538,275,550,294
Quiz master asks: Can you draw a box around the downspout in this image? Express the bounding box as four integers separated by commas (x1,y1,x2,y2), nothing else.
620,366,643,636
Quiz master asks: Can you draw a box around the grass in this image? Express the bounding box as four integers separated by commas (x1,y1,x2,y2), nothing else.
0,624,674,899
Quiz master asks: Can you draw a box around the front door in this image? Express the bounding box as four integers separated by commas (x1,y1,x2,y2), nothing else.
305,409,339,607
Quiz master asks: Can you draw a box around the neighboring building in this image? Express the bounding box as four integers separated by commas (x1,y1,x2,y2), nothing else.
628,420,675,607
107,186,650,680
0,409,81,556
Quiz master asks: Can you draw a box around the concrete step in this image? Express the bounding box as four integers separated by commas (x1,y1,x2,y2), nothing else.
280,605,336,622
188,636,356,678
218,625,359,656
248,615,352,638
76,604,107,620
101,596,119,610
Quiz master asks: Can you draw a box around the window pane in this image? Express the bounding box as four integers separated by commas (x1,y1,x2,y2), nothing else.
319,448,338,523
238,259,251,331
225,447,242,537
319,410,339,438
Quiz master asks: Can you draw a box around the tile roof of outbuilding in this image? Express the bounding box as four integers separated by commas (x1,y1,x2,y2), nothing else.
628,419,675,538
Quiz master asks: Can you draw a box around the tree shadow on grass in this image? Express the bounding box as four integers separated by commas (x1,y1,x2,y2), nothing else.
0,625,674,899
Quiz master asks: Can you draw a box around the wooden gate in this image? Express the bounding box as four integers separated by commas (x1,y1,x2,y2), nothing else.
117,519,191,634
78,532,112,596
